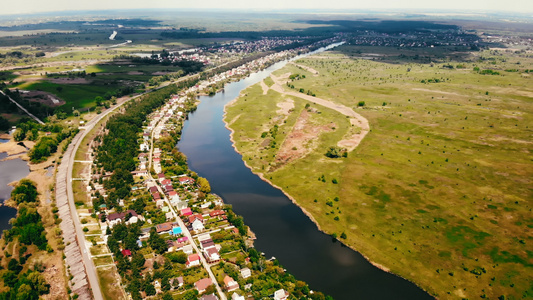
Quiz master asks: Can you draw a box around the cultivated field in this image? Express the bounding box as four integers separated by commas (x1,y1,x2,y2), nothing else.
225,46,533,299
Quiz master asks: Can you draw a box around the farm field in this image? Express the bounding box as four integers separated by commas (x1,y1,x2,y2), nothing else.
225,45,533,299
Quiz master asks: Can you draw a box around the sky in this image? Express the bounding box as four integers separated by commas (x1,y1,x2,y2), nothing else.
3,0,533,15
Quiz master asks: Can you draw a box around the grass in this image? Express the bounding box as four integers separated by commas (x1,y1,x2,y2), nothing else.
96,266,125,300
13,81,120,111
225,47,533,299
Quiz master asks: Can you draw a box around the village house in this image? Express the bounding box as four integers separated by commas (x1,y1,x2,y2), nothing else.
204,247,220,263
106,210,142,228
199,294,218,300
172,226,182,235
174,276,184,288
156,199,165,208
240,267,251,279
139,143,149,151
157,173,166,182
189,214,205,231
181,207,193,216
142,132,150,140
224,275,239,292
194,278,212,294
231,293,245,300
209,210,225,218
274,289,289,300
182,244,194,255
165,211,174,220
187,253,201,268
178,176,195,185
156,222,173,234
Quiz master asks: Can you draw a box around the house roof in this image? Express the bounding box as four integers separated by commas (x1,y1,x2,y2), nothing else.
179,176,194,183
158,173,165,179
201,239,215,249
224,276,238,289
209,210,225,217
108,210,138,221
240,268,251,277
169,191,177,196
121,249,132,256
188,253,200,262
188,214,204,224
162,179,172,185
181,208,192,216
199,294,218,300
156,222,173,233
195,278,212,291
206,247,219,257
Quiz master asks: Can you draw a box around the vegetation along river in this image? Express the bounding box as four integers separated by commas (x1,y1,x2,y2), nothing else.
178,45,433,299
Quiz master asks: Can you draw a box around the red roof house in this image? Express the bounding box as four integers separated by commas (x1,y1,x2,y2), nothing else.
187,253,201,268
181,207,192,216
209,210,225,218
194,278,212,293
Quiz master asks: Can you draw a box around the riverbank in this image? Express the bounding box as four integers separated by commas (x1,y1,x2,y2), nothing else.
223,86,394,276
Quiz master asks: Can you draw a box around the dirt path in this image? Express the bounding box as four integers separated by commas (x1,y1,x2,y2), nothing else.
269,74,370,151
260,80,269,95
289,62,319,76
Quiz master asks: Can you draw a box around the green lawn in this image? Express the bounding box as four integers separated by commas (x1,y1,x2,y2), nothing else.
225,47,533,299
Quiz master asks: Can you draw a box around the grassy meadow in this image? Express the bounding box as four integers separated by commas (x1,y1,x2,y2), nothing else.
224,46,533,299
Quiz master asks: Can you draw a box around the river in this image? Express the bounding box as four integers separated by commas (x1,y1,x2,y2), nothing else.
0,152,30,233
178,45,433,299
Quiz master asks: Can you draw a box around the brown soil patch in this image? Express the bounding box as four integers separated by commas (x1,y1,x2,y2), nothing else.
47,77,91,84
276,98,294,116
275,109,333,166
20,90,65,107
411,88,462,97
128,71,143,75
151,71,168,75
270,73,370,153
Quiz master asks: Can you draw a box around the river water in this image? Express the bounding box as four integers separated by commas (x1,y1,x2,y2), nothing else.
178,46,433,299
0,153,30,233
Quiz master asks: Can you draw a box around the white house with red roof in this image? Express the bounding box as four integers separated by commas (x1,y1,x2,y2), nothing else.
186,253,201,268
224,276,239,292
189,214,205,231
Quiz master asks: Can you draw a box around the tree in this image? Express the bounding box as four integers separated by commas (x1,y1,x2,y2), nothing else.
11,179,38,204
148,227,167,254
13,128,26,141
197,177,211,194
0,115,10,131
145,283,156,296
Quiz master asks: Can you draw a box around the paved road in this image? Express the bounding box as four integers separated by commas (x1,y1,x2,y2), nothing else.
147,113,227,300
0,90,45,125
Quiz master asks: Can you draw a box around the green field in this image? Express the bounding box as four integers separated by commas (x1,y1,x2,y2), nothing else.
13,81,120,111
225,46,533,299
